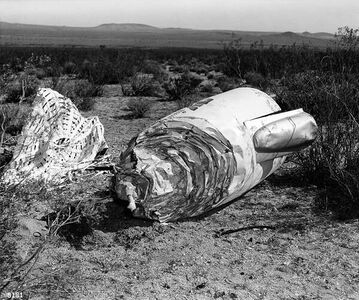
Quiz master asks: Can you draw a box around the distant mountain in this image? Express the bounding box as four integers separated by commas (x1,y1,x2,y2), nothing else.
301,31,334,40
281,31,299,37
94,23,160,32
0,21,335,49
0,21,70,31
0,21,162,33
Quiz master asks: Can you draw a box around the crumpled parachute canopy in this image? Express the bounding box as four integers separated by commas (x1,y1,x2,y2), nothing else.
3,88,107,185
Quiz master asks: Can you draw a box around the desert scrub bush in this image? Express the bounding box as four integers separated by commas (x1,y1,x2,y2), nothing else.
222,39,244,78
243,71,268,90
63,61,77,75
199,81,215,93
335,26,359,51
4,75,40,103
216,75,243,92
277,70,359,219
79,58,120,84
0,103,31,137
0,104,30,168
120,83,134,97
4,81,23,103
78,50,146,84
2,53,51,103
141,60,168,82
129,73,163,97
164,72,201,101
277,71,359,123
314,121,359,219
53,78,102,111
54,77,103,99
126,98,151,118
75,97,97,111
198,78,224,95
176,94,201,109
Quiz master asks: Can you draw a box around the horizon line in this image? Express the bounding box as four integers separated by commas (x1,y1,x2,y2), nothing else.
0,20,335,35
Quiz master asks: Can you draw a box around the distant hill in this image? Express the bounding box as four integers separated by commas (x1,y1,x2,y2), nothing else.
94,23,160,32
281,31,299,37
301,31,335,40
0,21,334,49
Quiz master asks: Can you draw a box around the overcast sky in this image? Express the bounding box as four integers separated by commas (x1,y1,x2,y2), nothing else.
0,0,358,33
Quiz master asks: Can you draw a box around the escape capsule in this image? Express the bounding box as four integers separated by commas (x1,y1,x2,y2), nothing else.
115,87,317,222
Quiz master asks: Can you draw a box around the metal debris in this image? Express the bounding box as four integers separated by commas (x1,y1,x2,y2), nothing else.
115,87,317,222
2,88,108,185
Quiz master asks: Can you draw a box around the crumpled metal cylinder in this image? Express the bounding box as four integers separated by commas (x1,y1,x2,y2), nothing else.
115,87,317,222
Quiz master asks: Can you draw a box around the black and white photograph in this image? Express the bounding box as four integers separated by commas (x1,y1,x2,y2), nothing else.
0,0,358,299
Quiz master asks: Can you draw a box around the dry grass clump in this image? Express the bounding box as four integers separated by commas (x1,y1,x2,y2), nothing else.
126,98,152,119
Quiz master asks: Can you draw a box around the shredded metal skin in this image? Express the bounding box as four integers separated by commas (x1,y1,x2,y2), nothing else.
115,88,317,222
